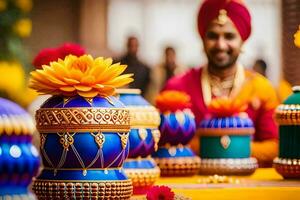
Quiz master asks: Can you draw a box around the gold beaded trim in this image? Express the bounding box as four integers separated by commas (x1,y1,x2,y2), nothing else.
275,104,300,125
124,167,160,187
36,107,130,132
155,156,201,177
127,106,161,128
197,128,254,136
33,179,132,200
199,158,258,175
273,157,300,166
273,157,300,178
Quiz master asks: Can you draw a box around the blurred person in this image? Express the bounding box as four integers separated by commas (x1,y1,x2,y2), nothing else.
252,59,267,77
147,46,185,103
252,59,292,102
163,0,279,166
117,36,150,96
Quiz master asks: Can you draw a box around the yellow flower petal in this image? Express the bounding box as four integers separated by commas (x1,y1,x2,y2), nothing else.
96,64,127,82
74,85,92,92
63,77,80,85
77,90,99,98
51,62,69,77
69,69,84,81
60,86,76,92
81,75,95,85
30,55,134,97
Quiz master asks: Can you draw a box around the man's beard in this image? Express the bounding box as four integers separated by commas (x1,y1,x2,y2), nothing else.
207,49,239,69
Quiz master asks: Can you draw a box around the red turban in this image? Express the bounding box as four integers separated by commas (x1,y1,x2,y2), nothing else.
197,0,251,41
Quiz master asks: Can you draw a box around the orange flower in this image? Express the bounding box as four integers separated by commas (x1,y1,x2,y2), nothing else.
29,55,133,98
156,90,191,113
208,77,254,117
208,96,248,117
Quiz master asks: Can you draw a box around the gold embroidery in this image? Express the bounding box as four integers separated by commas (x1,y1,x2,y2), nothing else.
138,128,147,141
36,107,130,132
220,135,231,149
127,106,161,128
152,129,161,151
124,166,160,188
118,132,129,150
155,155,201,176
175,111,186,126
276,104,300,125
199,158,258,175
201,64,246,106
58,132,75,150
217,9,228,25
33,179,133,199
92,131,105,148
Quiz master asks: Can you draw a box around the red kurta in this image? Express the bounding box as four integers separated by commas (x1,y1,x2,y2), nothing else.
163,67,278,142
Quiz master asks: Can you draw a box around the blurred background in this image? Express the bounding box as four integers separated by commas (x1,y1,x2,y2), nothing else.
1,0,300,107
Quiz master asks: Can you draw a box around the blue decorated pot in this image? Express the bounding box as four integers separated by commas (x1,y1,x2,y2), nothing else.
197,113,258,175
153,109,200,176
158,109,195,146
116,89,160,194
32,95,132,199
0,98,40,199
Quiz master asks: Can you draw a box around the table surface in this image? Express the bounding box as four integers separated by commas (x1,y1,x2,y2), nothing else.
144,168,300,200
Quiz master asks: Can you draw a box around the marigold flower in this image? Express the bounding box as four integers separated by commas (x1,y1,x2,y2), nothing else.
29,55,134,98
13,18,32,38
156,90,191,113
0,0,7,12
208,96,248,117
14,0,32,12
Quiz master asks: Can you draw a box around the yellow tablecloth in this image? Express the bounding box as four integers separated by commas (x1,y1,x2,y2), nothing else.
154,168,300,200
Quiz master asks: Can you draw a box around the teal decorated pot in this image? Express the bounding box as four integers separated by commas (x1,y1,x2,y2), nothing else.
197,113,258,175
274,86,300,178
32,95,133,199
0,98,40,200
117,89,160,194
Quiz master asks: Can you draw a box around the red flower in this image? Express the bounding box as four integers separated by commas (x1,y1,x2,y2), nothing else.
58,43,86,58
32,43,86,69
146,185,175,200
32,48,60,69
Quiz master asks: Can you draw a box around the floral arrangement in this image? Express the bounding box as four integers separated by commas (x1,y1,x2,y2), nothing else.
0,0,32,66
155,90,191,113
0,0,36,107
295,26,300,48
29,55,133,98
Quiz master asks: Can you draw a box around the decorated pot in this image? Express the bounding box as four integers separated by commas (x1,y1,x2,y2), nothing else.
29,55,134,199
0,98,40,199
197,98,258,175
274,86,300,178
152,91,200,176
117,89,161,195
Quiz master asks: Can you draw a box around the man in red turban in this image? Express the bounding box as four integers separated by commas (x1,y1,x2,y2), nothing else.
163,0,278,166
